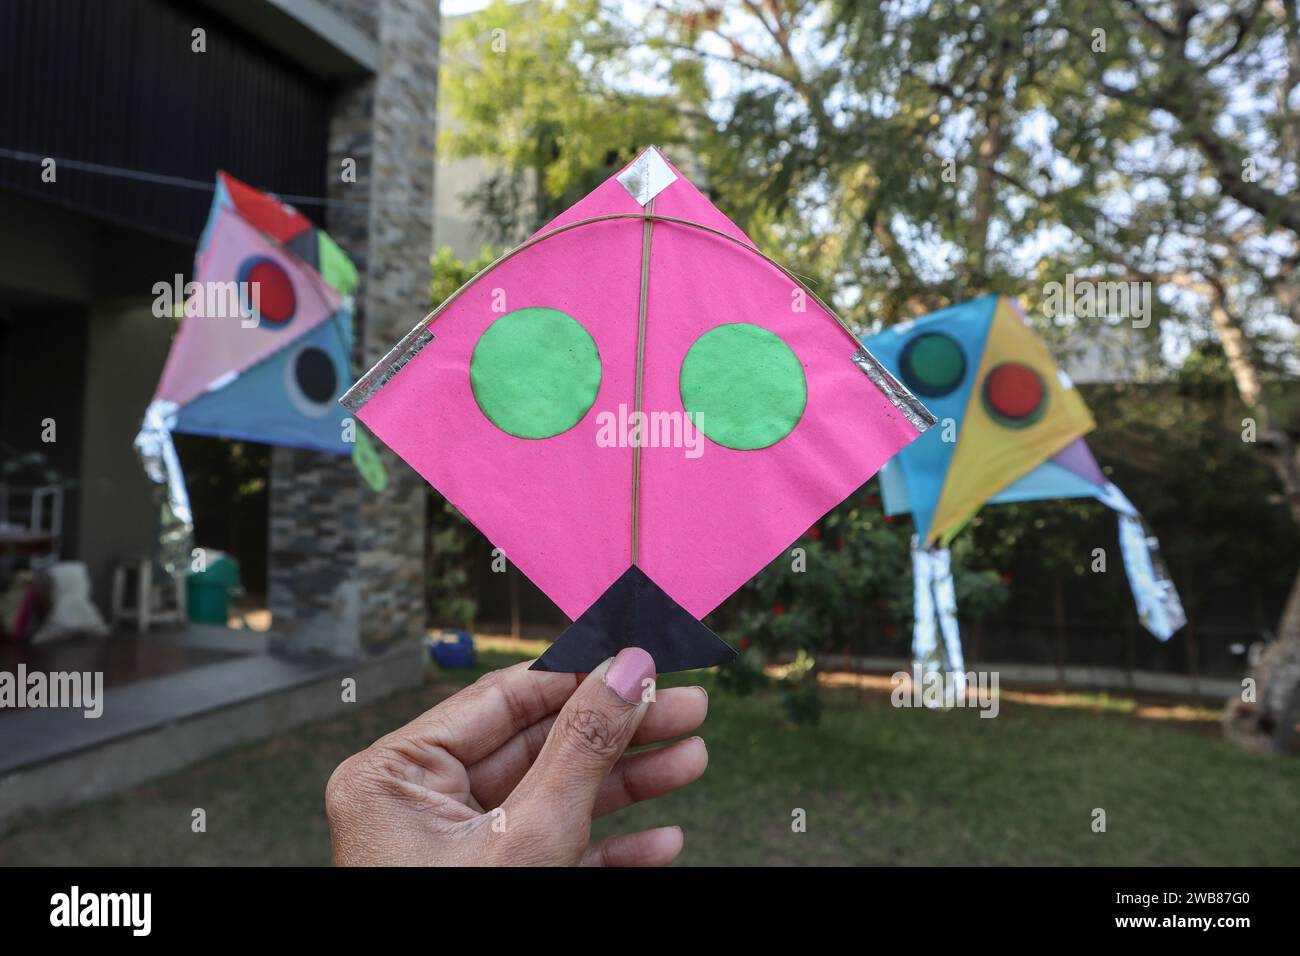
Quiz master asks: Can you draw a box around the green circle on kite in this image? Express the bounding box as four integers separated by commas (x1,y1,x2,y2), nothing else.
679,323,807,450
900,332,966,397
470,307,601,439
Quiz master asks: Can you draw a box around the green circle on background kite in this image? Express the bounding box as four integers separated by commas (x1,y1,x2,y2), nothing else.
679,323,807,450
899,332,966,398
471,307,602,439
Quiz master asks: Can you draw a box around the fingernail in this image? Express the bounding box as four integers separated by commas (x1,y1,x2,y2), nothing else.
606,646,656,704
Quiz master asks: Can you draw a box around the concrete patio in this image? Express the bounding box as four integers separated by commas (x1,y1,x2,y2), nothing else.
0,625,422,833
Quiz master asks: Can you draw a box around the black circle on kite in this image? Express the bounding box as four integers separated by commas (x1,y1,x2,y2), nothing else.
284,344,339,418
296,347,337,403
237,256,297,329
981,361,1048,428
898,332,966,398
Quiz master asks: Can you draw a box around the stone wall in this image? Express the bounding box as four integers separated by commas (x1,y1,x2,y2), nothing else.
356,0,439,649
267,0,437,655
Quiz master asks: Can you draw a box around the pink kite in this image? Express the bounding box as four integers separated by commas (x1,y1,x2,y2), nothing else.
344,148,934,672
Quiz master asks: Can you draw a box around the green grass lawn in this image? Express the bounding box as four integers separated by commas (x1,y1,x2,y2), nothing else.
2,647,1297,866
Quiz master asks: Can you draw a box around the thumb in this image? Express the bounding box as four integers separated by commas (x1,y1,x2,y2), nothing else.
505,647,656,838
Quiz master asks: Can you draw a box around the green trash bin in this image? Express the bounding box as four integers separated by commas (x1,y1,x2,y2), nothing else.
186,552,241,624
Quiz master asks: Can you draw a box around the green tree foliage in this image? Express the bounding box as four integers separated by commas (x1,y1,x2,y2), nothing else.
715,480,1009,718
440,0,691,241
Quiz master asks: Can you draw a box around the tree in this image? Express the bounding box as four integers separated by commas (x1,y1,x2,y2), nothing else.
641,0,1300,747
441,0,1300,747
439,0,692,241
1065,0,1300,750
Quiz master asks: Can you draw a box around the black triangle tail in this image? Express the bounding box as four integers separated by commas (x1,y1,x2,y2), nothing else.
530,566,737,674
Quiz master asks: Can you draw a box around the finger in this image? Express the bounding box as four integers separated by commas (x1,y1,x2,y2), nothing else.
466,686,708,808
387,660,580,766
505,647,656,833
580,826,683,867
630,685,707,745
592,736,708,819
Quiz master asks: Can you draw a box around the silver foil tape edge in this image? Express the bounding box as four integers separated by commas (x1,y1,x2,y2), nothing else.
851,346,937,433
341,324,435,413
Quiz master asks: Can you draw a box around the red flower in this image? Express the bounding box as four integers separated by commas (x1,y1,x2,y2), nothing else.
738,637,752,649
882,515,896,524
808,527,821,541
864,494,882,506
1000,571,1013,585
771,604,786,617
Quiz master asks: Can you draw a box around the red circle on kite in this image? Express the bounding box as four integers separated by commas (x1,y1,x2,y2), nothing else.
240,257,296,328
983,362,1046,425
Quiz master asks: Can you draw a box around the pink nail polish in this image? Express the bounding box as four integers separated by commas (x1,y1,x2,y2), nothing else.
606,646,656,704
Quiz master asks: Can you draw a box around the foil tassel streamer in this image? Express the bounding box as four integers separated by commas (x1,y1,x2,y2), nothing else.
910,539,967,705
134,400,194,577
1107,483,1186,641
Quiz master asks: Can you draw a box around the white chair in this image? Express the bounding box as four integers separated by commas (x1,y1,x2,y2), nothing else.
0,482,63,573
111,559,187,633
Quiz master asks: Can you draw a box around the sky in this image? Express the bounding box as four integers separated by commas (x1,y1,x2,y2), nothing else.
442,0,493,15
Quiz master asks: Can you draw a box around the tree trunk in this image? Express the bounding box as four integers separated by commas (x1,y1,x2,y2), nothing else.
1226,571,1300,753
966,72,1006,282
1208,287,1300,752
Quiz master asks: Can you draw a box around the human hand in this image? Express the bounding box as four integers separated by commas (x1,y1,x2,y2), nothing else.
325,647,709,866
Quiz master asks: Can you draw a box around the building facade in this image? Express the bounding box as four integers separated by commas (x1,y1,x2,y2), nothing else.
0,0,438,655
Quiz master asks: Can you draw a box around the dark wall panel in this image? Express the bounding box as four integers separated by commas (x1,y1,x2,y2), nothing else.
0,0,331,241
0,308,89,558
